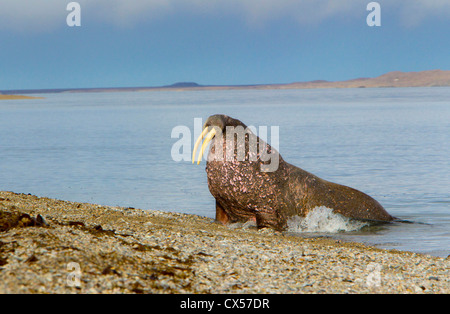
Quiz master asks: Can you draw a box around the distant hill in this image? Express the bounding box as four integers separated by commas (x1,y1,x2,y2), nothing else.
2,70,450,95
285,70,450,89
166,82,202,88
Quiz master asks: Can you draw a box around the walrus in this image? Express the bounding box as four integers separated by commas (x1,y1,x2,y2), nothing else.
192,114,394,231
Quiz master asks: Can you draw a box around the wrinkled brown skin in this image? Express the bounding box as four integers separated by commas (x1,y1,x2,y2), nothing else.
204,114,394,231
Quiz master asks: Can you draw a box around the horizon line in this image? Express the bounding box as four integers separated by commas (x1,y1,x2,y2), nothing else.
1,69,449,95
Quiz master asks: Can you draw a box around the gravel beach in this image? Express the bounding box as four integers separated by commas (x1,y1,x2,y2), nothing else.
0,191,448,294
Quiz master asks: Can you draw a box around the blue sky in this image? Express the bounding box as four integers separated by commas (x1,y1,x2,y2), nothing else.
1,0,449,90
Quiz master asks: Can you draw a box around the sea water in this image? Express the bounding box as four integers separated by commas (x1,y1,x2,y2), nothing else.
1,87,449,257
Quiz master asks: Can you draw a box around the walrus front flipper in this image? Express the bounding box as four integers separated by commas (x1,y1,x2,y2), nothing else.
254,208,286,231
215,200,230,224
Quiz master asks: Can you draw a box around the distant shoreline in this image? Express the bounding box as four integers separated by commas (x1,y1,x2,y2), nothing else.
0,95,44,100
2,69,450,96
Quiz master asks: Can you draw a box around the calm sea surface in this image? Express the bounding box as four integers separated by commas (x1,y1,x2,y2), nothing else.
1,88,449,257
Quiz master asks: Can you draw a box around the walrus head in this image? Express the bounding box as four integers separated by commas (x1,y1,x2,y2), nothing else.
192,114,245,164
192,114,279,172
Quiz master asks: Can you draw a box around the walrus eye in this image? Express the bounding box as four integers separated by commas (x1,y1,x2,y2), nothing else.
192,127,217,164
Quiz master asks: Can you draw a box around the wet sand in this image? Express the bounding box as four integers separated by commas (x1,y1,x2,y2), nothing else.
0,191,448,293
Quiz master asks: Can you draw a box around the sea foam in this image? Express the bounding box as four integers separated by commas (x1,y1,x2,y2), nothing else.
287,206,368,233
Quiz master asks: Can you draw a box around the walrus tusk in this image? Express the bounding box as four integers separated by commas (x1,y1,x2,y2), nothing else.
192,127,210,164
197,128,217,164
192,129,216,165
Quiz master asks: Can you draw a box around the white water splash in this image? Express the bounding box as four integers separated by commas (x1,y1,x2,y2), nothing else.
287,206,368,233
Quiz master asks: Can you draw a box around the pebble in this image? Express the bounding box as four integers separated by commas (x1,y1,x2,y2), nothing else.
0,191,449,294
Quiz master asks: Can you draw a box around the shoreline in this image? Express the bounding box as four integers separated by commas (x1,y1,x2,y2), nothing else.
1,191,448,293
0,95,44,100
2,70,450,96
3,84,450,97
